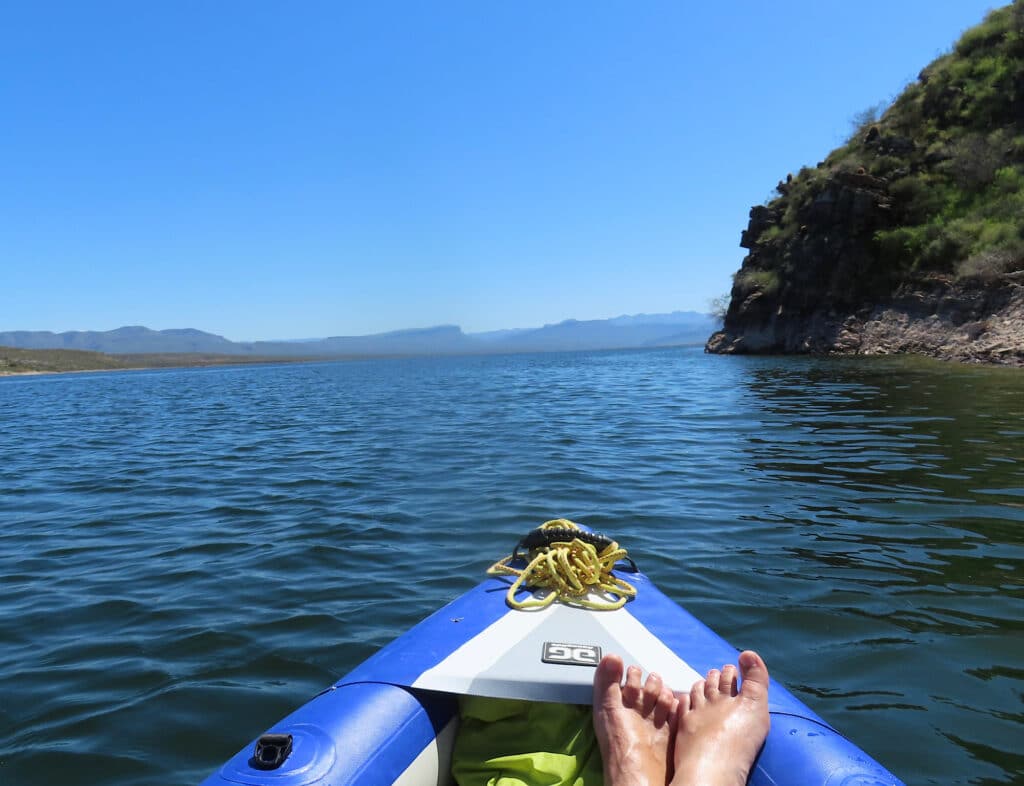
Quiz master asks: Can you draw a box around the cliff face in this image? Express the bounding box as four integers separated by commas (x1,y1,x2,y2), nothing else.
706,270,1024,365
708,1,1024,366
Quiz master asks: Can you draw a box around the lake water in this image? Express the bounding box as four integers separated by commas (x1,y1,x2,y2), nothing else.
1,347,1021,786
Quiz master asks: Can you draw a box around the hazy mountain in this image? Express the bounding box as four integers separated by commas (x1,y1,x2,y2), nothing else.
605,311,718,327
469,327,534,342
0,311,719,357
281,325,478,356
0,326,242,354
486,313,717,352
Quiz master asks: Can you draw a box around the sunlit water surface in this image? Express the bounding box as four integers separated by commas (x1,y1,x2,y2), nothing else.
1,348,1021,785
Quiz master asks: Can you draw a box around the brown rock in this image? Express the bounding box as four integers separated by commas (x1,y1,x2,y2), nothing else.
707,279,1024,366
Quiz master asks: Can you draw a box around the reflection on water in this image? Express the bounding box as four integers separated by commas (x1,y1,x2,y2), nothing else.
726,358,1024,784
0,350,1021,785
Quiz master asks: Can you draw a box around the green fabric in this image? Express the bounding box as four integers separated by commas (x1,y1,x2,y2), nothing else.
450,696,604,786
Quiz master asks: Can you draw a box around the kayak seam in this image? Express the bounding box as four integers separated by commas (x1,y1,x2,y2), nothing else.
329,679,424,691
768,710,838,733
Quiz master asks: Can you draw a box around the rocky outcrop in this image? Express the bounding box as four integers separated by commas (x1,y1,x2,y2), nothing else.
706,170,1024,366
707,275,1024,366
706,2,1024,367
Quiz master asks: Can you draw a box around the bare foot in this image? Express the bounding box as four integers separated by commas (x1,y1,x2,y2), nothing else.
671,650,771,786
593,654,679,786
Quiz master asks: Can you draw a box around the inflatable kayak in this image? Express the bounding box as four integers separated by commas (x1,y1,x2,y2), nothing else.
200,522,904,786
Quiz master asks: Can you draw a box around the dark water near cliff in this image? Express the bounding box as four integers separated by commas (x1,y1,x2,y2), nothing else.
1,347,1021,786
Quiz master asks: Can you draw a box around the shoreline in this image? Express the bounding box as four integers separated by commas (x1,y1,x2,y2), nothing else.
0,351,326,378
0,343,716,378
707,278,1024,368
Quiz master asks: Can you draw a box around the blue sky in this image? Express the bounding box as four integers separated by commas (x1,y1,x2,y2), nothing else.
1,1,1003,341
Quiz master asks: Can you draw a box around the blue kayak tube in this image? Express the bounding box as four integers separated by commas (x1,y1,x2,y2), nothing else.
200,572,905,786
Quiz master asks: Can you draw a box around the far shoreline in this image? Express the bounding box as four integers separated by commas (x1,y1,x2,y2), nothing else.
0,347,331,378
5,341,1022,380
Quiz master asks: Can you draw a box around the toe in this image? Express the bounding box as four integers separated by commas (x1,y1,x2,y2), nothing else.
675,691,689,717
642,671,663,716
596,653,624,682
593,655,622,691
738,650,770,703
720,664,738,696
704,668,721,701
689,678,706,708
622,664,643,706
593,650,622,712
652,681,675,727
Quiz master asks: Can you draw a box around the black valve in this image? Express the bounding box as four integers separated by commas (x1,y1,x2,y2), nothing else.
252,733,293,770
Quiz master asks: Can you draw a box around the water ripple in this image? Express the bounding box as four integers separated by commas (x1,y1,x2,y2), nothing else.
0,350,1022,785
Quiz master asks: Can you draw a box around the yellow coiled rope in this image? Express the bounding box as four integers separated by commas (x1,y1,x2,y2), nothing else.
487,519,637,611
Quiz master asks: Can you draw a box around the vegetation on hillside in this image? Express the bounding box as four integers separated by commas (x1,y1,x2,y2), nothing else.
732,1,1024,309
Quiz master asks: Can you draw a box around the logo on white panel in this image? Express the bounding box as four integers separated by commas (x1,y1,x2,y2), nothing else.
542,642,602,666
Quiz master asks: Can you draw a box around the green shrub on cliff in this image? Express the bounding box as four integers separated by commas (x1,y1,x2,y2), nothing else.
734,269,781,297
731,1,1024,313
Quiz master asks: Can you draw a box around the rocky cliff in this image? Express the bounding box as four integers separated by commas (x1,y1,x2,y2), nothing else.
707,1,1024,366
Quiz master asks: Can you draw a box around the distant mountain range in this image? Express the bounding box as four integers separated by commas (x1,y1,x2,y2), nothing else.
0,312,719,357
